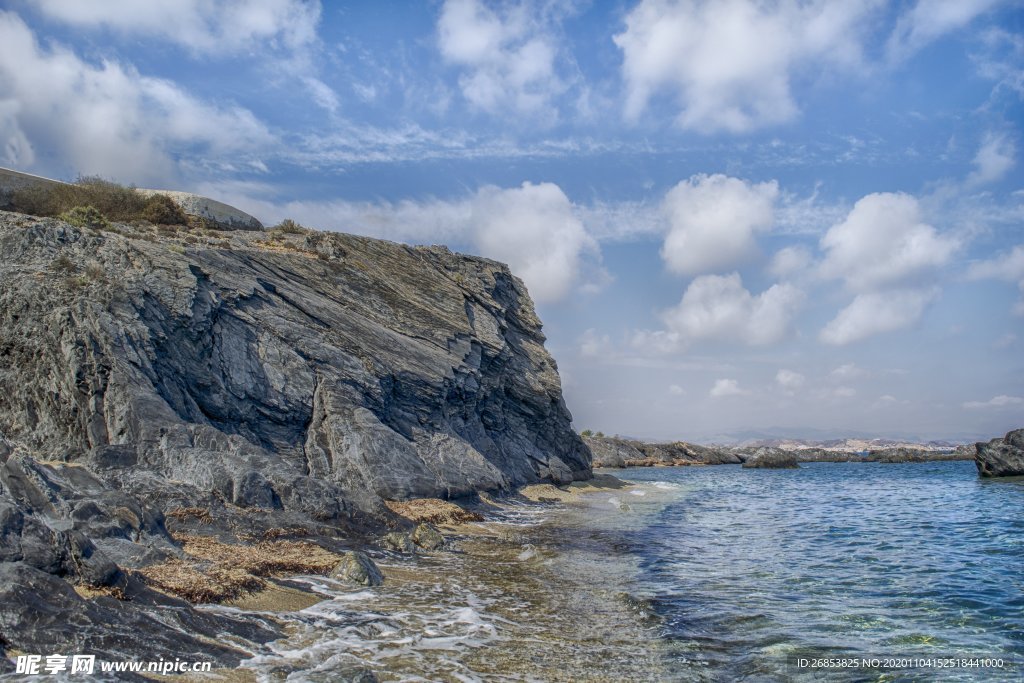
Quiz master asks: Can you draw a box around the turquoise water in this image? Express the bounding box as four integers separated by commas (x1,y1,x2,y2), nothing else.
621,461,1024,681
235,461,1023,681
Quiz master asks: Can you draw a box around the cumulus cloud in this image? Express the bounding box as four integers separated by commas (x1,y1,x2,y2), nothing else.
613,0,873,132
437,0,566,121
820,288,938,345
775,369,805,395
32,0,321,55
668,384,686,396
963,395,1024,409
710,378,748,398
888,0,1002,59
633,273,802,352
817,192,957,343
200,180,602,304
661,174,778,276
967,132,1016,186
31,1,336,113
0,12,272,183
471,182,597,302
769,245,813,279
820,192,957,291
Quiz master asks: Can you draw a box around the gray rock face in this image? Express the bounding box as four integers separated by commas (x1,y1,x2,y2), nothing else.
0,209,590,663
583,436,645,467
741,448,800,469
0,212,590,516
975,428,1024,477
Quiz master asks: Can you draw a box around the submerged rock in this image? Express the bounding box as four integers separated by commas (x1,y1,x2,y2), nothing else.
975,428,1024,477
411,523,445,551
332,551,384,587
741,448,800,469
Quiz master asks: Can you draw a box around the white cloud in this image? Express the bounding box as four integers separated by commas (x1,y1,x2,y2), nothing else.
820,288,938,345
470,182,599,302
33,0,321,55
968,244,1024,281
437,0,566,121
829,363,866,382
199,179,602,304
710,378,748,398
668,384,686,396
0,12,272,184
888,0,1002,59
775,369,805,395
963,395,1024,409
613,0,874,132
661,174,778,276
820,192,958,291
32,1,336,113
967,132,1016,186
832,386,857,398
968,245,1024,315
769,245,813,279
637,273,802,352
817,192,957,343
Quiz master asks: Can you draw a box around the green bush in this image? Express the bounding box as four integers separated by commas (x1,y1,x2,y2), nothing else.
60,205,109,230
581,429,593,437
141,194,188,226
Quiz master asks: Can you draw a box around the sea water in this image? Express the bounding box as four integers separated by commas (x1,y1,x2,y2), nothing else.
235,461,1023,681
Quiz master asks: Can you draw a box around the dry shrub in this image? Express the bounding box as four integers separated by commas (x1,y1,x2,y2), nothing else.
140,534,341,603
177,534,340,575
11,176,147,221
384,498,484,525
140,560,265,604
141,193,188,226
165,507,213,524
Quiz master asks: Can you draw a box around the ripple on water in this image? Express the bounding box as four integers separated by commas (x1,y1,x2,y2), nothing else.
235,464,1022,681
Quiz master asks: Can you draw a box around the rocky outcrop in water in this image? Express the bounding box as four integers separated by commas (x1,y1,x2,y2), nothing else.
0,208,590,664
975,428,1024,477
583,435,741,467
740,448,799,469
865,447,967,463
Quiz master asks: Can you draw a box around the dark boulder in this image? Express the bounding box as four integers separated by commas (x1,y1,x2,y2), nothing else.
741,448,800,469
975,428,1024,477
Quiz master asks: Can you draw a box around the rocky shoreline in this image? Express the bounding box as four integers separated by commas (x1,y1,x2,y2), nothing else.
0,205,591,674
582,434,976,469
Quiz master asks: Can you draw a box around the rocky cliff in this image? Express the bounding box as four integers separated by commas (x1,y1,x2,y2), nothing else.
0,209,590,668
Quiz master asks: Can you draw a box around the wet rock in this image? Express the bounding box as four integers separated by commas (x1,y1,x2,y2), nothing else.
379,532,416,553
741,448,800,469
411,523,445,550
975,428,1024,477
332,551,384,586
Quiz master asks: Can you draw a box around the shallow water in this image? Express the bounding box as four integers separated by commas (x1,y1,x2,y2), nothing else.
235,462,1024,681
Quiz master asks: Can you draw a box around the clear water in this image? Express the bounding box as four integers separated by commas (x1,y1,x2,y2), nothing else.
622,461,1024,681
235,462,1024,682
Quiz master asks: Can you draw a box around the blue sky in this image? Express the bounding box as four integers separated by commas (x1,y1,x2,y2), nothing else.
1,0,1022,441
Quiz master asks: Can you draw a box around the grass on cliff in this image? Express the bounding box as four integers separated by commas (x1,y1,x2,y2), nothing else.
139,533,342,603
8,176,188,227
